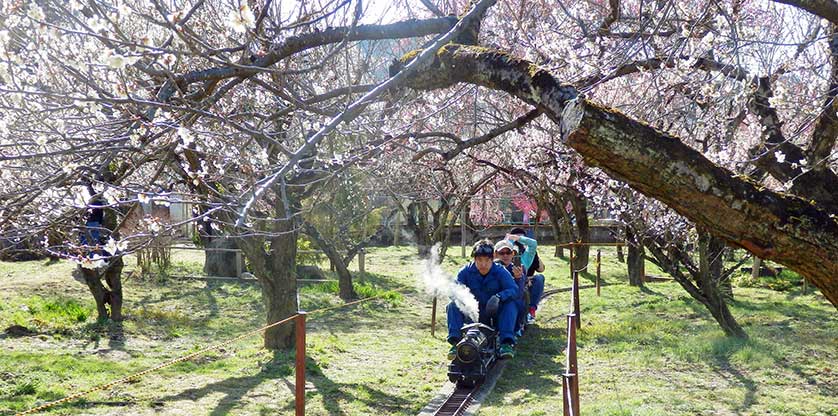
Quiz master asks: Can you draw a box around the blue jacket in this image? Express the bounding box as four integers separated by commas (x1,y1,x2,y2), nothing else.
456,262,520,308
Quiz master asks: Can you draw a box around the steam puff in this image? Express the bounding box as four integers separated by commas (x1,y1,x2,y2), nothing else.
418,243,479,322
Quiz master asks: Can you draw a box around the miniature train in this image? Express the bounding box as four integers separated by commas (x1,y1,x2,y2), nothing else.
447,322,499,387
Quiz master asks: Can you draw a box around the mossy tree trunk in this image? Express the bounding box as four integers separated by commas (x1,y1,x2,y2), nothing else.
566,189,590,273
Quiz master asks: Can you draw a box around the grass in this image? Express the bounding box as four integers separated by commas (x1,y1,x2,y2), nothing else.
0,245,835,415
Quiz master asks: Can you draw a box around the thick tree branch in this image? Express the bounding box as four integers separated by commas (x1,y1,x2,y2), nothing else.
810,25,838,168
561,99,838,306
598,0,621,33
155,16,461,103
576,54,838,211
771,0,838,25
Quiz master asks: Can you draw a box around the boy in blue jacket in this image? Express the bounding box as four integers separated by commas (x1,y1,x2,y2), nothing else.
447,239,520,359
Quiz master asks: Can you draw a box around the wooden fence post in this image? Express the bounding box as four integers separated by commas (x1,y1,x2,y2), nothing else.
569,244,574,281
460,211,466,258
358,248,365,274
596,249,601,297
295,312,307,416
235,250,243,278
572,270,581,329
563,312,580,416
393,210,401,247
431,298,437,337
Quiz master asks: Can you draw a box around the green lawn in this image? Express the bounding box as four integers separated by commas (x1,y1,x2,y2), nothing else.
0,246,835,415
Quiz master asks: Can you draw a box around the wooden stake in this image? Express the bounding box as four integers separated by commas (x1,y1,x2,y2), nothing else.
295,312,307,416
596,249,601,297
431,298,437,337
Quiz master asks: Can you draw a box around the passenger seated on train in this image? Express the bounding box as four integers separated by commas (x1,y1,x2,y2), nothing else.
508,227,546,323
447,239,520,360
493,239,527,338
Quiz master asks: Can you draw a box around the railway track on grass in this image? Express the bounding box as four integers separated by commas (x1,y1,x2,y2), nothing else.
432,384,482,416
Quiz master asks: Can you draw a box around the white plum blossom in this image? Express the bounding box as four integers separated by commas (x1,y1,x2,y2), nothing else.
62,162,79,174
27,4,45,21
104,237,128,254
227,5,256,33
774,150,786,164
78,254,106,269
177,127,194,146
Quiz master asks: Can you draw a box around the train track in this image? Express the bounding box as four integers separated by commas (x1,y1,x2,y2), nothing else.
432,384,482,416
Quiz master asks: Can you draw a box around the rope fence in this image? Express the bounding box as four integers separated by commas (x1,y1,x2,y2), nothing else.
15,293,392,416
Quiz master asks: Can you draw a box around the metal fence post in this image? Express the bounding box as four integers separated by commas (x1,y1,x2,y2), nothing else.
295,312,307,416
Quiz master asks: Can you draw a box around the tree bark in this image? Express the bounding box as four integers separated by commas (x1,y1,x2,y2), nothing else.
77,256,124,321
626,228,645,286
566,190,590,273
399,43,838,306
303,222,356,301
561,98,838,306
238,198,301,350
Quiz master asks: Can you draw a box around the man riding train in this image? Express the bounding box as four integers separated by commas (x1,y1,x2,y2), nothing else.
446,239,519,360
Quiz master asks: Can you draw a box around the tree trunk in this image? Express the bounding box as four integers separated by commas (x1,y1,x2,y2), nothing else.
303,222,356,301
616,244,625,263
76,256,124,321
646,239,748,338
408,201,433,256
239,201,301,350
697,230,743,336
401,43,838,307
626,228,645,286
567,190,590,273
543,198,564,258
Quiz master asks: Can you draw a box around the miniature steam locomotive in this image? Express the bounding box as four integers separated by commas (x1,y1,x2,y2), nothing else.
447,322,499,387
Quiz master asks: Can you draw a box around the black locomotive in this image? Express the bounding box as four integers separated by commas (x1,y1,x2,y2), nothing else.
447,321,499,387
447,293,506,387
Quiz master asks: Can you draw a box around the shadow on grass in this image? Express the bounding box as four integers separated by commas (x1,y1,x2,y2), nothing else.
154,350,294,416
638,284,665,297
707,337,757,414
277,357,414,416
733,298,830,322
484,323,565,406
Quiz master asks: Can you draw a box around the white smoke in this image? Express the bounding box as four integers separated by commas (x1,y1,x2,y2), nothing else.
418,243,479,322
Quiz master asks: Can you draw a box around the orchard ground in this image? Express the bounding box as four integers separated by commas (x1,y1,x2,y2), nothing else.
0,246,835,415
